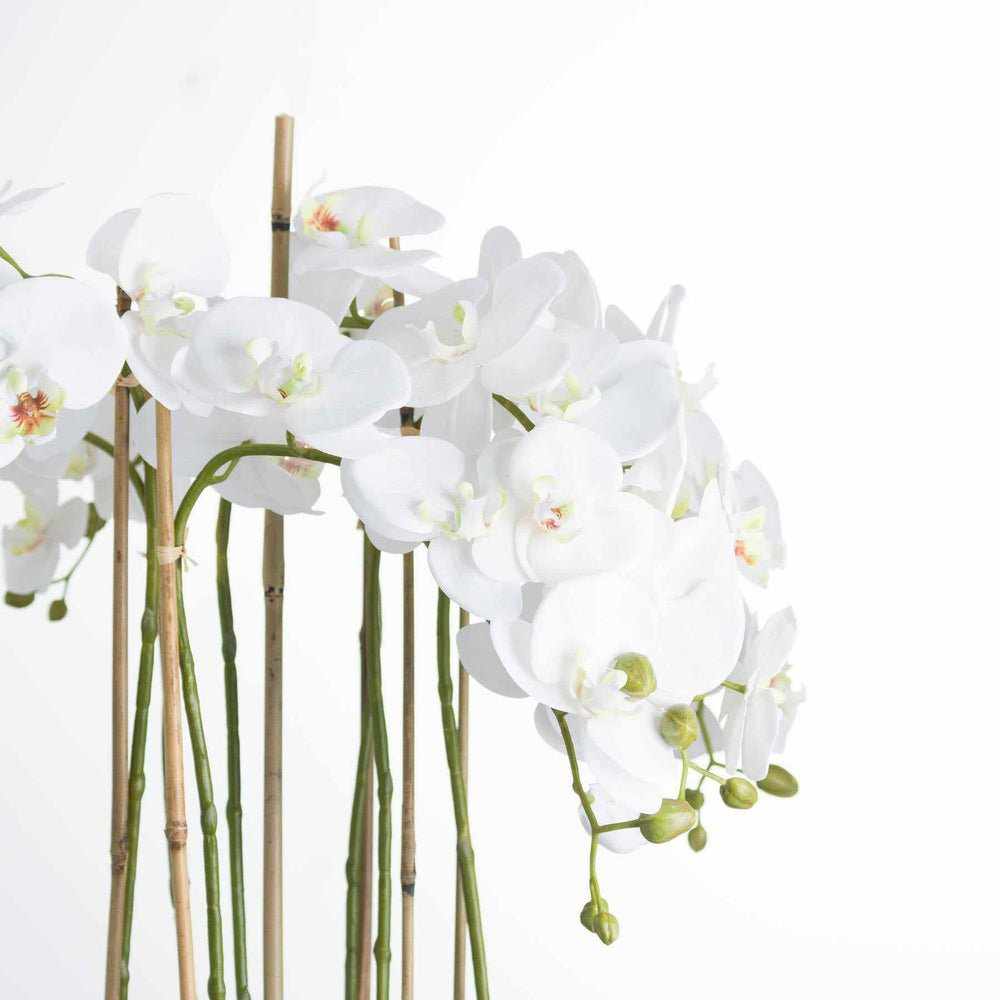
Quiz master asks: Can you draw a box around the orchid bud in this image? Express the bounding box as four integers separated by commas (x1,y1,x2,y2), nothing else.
594,911,619,946
720,776,758,810
48,599,68,621
684,788,704,810
756,764,799,798
659,704,698,750
5,591,34,608
688,825,708,852
613,652,656,699
639,798,697,843
579,897,609,933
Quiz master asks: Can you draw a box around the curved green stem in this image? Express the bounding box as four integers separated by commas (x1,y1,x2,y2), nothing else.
491,394,535,433
176,570,226,999
216,499,251,1000
437,591,490,999
119,463,158,999
174,443,341,541
364,539,393,1000
552,710,603,908
0,244,29,278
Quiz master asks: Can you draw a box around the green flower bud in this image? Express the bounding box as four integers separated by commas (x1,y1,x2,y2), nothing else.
756,764,799,798
688,825,708,852
720,776,758,810
659,704,698,750
639,798,697,843
594,911,619,946
579,897,609,933
613,652,656,699
684,788,704,810
5,591,34,608
48,599,68,622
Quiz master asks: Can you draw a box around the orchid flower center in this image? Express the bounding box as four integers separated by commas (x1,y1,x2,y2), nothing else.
7,502,47,556
64,442,99,480
417,481,504,541
1,367,64,442
527,373,602,421
425,301,479,364
531,475,577,537
135,266,206,335
277,441,322,480
734,506,769,568
570,649,648,716
246,340,321,404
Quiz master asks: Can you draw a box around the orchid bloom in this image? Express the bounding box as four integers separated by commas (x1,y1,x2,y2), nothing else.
720,606,804,780
171,296,409,454
1,477,87,596
727,459,786,586
290,186,448,324
87,193,230,411
341,435,520,620
0,278,126,468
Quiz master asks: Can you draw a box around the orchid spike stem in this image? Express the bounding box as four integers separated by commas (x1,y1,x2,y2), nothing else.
552,710,604,911
721,680,747,695
216,499,252,1000
176,562,227,1000
0,244,30,278
453,607,470,1000
688,762,726,785
491,394,535,433
119,464,158,999
84,432,146,501
437,590,490,999
363,538,393,1000
346,600,373,1000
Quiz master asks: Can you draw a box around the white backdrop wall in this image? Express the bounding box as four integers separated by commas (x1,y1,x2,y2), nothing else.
1,2,997,997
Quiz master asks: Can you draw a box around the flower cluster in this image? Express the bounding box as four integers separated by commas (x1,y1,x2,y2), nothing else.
0,176,803,946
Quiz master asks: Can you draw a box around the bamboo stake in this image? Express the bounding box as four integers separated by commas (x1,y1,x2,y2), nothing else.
389,237,418,1000
453,609,470,1000
264,112,294,1000
155,401,198,1000
104,299,133,1000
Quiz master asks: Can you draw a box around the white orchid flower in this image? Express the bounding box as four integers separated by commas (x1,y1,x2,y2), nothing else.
0,180,62,219
133,403,329,517
290,186,447,324
341,435,521,620
720,607,804,780
726,459,785,586
1,478,87,596
171,296,410,452
0,278,126,468
471,421,658,587
87,193,230,411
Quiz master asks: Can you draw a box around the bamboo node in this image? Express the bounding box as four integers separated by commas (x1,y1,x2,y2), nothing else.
165,819,188,848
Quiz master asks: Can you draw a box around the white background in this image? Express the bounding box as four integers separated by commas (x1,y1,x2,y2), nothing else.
1,1,997,997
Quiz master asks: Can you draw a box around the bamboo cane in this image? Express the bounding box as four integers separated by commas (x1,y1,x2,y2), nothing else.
388,237,418,1000
453,608,470,1000
104,297,133,1000
264,112,294,1000
155,401,197,1000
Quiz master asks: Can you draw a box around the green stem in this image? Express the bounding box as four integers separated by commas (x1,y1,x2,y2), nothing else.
552,710,603,908
595,819,642,835
345,601,373,1000
437,591,490,999
364,539,393,1000
688,762,726,785
216,499,251,1000
119,464,158,1000
174,443,341,541
0,244,29,278
721,680,747,695
491,394,535,433
176,568,226,999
